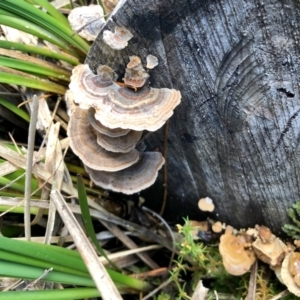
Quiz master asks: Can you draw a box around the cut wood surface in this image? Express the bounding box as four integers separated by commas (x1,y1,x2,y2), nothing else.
86,0,300,232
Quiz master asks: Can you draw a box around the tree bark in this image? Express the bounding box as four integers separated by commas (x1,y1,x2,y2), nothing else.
85,0,300,233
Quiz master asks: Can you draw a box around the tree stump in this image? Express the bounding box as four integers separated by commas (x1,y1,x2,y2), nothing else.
85,0,300,233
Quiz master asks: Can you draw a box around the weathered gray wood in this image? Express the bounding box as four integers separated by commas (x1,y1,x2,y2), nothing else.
86,0,300,233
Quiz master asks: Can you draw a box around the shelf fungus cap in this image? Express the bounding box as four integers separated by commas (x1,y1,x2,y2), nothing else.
69,64,117,109
93,85,181,131
87,107,130,137
198,197,215,212
252,233,287,266
67,107,139,171
103,26,133,50
281,252,300,296
68,5,105,41
84,152,165,194
146,55,159,69
219,229,256,276
96,129,143,153
123,56,150,88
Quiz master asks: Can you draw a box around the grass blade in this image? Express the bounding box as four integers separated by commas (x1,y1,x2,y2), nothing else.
0,97,30,122
0,40,80,65
32,0,70,27
0,56,70,81
0,14,73,54
0,288,100,300
77,174,121,271
0,0,90,54
0,260,95,286
0,71,67,94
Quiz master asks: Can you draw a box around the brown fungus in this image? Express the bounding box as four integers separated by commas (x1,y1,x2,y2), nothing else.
84,152,164,194
67,107,139,171
103,26,133,50
68,5,105,41
219,226,256,276
252,226,287,266
123,56,149,88
212,221,223,233
198,197,215,212
281,252,300,296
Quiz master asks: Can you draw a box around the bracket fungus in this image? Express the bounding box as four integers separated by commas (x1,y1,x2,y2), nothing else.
69,64,116,110
67,58,181,194
103,26,133,50
96,129,143,153
68,5,105,41
281,252,300,296
252,225,287,266
84,152,164,195
219,226,256,276
94,86,181,131
87,107,130,138
67,107,139,171
69,63,181,131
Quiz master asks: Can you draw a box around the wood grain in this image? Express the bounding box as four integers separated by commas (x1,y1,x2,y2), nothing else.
86,0,300,232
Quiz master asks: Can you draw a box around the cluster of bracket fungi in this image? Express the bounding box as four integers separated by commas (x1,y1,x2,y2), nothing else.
67,56,181,194
192,198,300,297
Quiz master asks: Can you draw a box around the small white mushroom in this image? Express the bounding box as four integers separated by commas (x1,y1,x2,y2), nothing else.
103,26,133,50
146,55,159,69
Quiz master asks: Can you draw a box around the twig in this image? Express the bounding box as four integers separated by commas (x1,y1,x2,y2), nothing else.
160,119,169,215
24,95,39,241
50,190,123,300
22,268,53,291
142,279,172,300
269,289,290,300
8,132,21,155
0,196,175,253
246,261,258,300
101,220,159,270
142,206,175,269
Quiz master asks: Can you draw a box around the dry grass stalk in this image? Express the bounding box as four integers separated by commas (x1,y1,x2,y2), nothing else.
50,189,123,300
24,95,39,241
